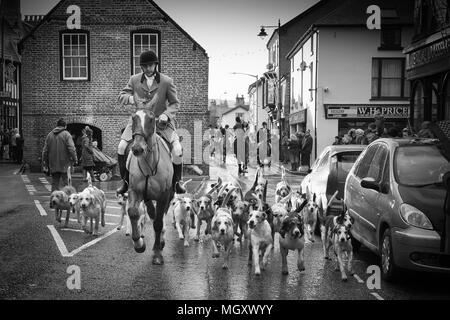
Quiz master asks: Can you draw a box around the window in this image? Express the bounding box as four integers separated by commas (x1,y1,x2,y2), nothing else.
380,27,402,49
61,31,89,80
236,113,244,119
355,144,379,179
371,58,409,99
317,151,330,171
132,31,159,75
366,144,388,183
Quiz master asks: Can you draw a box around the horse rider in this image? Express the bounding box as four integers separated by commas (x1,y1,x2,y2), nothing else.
116,50,186,196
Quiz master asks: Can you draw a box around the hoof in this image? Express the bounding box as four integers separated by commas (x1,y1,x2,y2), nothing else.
184,242,189,247
125,233,130,236
212,253,220,258
282,270,289,275
101,222,105,227
342,277,348,282
255,272,261,276
298,266,305,272
160,241,165,250
141,235,145,238
222,264,229,270
194,237,200,242
152,254,164,265
117,226,121,230
134,242,146,253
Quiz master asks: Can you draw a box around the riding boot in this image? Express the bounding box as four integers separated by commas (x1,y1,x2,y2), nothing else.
238,164,243,175
116,154,129,195
173,163,186,194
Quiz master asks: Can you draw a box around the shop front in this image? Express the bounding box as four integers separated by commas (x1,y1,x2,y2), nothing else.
325,104,410,136
289,109,306,135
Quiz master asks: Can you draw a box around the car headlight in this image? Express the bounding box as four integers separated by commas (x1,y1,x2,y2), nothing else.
399,203,433,230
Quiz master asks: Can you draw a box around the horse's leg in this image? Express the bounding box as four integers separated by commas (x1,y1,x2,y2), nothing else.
152,194,170,265
128,189,145,253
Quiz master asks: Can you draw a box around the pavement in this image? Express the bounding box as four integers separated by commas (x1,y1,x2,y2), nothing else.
1,159,450,300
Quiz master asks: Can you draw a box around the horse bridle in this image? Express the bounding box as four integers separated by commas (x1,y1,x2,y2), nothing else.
132,111,157,153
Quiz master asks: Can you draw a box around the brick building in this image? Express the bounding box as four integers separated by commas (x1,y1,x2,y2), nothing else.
19,0,209,174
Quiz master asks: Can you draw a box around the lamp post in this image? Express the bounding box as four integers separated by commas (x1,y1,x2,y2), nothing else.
230,72,259,131
257,19,282,133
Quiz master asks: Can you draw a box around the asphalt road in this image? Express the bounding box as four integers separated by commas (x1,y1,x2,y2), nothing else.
1,158,450,300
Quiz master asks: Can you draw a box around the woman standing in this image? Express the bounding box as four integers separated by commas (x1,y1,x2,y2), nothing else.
81,126,97,181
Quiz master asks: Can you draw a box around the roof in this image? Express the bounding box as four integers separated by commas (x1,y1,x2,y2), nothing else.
19,0,207,57
286,0,414,59
221,105,250,116
374,137,442,147
326,144,367,156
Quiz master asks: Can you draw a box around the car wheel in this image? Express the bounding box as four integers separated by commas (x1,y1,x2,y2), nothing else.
381,228,398,281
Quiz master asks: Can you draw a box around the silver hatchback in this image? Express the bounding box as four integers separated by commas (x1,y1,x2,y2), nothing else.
345,138,450,281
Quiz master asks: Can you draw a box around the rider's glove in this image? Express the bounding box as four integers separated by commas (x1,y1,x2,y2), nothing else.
159,113,169,123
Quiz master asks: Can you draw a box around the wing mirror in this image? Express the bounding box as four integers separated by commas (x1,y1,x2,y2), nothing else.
360,177,380,192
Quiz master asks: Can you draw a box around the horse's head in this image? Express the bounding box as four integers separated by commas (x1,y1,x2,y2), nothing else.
131,110,156,156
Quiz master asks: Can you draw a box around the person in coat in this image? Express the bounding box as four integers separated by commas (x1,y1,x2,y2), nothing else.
81,126,97,182
301,129,313,169
288,133,301,171
42,118,78,192
116,50,185,195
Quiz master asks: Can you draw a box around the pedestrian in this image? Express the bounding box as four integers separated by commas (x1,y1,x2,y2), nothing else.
81,126,97,182
348,129,357,144
281,131,290,163
206,124,215,157
233,123,247,175
1,129,10,160
116,50,185,195
417,121,435,138
355,129,365,144
257,122,271,167
402,127,411,138
15,130,24,164
42,118,78,192
387,127,400,138
374,108,385,137
301,129,313,169
288,133,301,171
332,135,341,145
362,123,379,145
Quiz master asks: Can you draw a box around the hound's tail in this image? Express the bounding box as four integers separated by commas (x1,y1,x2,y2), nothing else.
86,171,93,188
281,165,286,182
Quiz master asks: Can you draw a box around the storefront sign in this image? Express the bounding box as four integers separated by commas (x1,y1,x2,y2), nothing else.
0,91,11,98
289,109,306,124
325,104,409,119
407,37,450,70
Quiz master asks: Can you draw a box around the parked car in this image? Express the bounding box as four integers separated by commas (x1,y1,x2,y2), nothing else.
300,145,366,215
345,138,450,281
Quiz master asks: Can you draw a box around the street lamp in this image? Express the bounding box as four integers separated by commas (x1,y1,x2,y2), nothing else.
230,72,259,130
257,19,281,40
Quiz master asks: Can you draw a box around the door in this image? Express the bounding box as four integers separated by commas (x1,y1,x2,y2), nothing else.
363,144,389,247
346,144,380,246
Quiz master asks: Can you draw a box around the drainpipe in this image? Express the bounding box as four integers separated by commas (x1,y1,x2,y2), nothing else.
314,29,319,160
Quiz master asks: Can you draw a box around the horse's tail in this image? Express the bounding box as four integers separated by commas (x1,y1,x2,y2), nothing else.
86,171,93,188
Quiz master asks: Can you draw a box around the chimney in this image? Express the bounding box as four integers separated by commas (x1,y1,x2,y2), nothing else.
236,95,245,107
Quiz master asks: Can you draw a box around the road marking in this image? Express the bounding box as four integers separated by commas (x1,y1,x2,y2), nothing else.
66,228,119,257
47,225,70,256
353,274,364,283
105,213,120,217
371,292,384,300
34,200,47,216
60,228,85,233
106,205,121,210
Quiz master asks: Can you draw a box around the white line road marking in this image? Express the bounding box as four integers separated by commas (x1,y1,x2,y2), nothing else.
353,274,364,283
105,213,120,217
34,200,47,216
371,292,384,300
106,205,121,210
60,228,85,233
47,225,70,257
66,228,119,257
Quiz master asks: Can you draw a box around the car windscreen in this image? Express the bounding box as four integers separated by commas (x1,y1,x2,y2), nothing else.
334,152,362,181
394,145,450,187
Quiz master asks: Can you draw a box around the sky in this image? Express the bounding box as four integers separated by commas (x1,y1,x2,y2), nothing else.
21,0,320,102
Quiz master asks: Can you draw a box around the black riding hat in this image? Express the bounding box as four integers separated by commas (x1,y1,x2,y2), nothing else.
140,50,159,65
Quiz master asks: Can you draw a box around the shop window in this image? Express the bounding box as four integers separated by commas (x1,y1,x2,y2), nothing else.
371,58,407,99
60,31,90,80
379,27,402,50
132,31,159,75
432,84,439,122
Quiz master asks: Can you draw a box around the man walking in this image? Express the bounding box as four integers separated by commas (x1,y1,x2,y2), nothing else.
42,118,78,191
301,129,313,169
257,122,271,167
116,50,185,195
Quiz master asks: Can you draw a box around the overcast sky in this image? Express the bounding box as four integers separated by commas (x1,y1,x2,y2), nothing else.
21,0,319,102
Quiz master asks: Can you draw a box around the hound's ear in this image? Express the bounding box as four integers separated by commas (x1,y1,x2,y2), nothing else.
62,192,69,203
280,219,289,238
313,193,316,203
336,213,344,225
350,216,355,224
261,211,267,221
212,220,219,231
